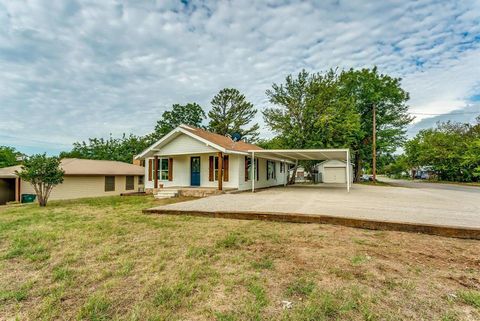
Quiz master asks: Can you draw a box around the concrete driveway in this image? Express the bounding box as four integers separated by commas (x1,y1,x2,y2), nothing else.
151,183,480,228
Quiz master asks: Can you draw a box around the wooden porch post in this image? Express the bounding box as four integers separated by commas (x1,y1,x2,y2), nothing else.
153,155,158,189
217,152,223,191
15,178,21,202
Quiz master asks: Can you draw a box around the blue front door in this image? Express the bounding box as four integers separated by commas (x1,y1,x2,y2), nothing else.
191,157,201,186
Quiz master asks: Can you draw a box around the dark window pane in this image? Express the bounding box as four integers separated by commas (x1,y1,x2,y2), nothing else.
105,176,115,192
126,176,134,190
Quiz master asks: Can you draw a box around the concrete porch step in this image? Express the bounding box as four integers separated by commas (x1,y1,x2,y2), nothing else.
154,189,179,199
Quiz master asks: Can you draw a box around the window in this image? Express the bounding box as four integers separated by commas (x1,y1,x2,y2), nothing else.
138,175,144,185
245,156,252,181
280,162,284,173
267,160,276,180
105,176,115,192
151,158,170,181
126,176,134,190
214,156,219,181
160,158,169,180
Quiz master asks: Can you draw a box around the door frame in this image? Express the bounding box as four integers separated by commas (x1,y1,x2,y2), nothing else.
190,156,201,186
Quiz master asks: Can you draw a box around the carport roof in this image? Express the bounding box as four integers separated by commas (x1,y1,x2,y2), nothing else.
247,149,349,162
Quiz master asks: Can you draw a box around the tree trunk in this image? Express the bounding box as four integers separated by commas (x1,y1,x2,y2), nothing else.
288,166,297,185
354,152,362,182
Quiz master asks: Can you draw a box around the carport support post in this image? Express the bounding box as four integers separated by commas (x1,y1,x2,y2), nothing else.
251,151,255,192
346,150,350,192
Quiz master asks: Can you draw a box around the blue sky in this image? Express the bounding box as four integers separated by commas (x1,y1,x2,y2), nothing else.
1,0,479,155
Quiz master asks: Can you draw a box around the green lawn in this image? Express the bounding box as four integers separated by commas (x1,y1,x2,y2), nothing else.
1,195,479,320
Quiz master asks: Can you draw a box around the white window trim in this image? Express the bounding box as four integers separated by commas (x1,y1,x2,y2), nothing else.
151,157,170,182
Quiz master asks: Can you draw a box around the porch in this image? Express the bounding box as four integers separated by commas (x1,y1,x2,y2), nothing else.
158,186,238,198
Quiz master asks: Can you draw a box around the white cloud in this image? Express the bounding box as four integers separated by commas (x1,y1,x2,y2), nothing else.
0,0,479,153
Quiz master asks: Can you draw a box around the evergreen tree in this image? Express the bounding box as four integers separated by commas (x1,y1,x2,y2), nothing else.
208,88,259,141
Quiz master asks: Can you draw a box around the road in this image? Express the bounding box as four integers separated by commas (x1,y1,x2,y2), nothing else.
378,176,480,194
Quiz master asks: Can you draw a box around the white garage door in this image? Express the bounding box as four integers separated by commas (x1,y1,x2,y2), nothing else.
323,167,346,183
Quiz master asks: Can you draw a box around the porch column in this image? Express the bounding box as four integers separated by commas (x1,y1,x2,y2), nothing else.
283,161,286,187
218,152,223,191
251,151,255,192
346,150,350,193
15,178,20,202
154,155,158,189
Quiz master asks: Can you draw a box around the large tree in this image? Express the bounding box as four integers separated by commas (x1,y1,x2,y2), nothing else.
264,69,360,183
208,88,260,141
404,118,480,182
60,134,151,164
16,154,64,207
339,67,412,181
0,146,21,168
152,103,206,140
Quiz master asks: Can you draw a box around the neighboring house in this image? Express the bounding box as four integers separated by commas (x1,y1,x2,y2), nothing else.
0,158,145,205
412,166,436,180
288,166,309,183
314,160,354,184
136,125,289,192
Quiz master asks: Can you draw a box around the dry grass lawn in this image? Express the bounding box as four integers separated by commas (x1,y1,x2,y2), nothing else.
0,195,479,320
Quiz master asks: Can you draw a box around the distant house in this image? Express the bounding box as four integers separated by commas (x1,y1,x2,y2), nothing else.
135,125,289,192
0,158,144,205
314,160,354,184
288,166,309,183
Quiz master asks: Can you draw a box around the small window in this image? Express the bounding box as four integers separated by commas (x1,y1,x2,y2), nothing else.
126,176,134,190
105,176,115,192
138,175,144,185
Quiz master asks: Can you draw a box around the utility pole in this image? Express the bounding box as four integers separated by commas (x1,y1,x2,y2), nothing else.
372,104,377,184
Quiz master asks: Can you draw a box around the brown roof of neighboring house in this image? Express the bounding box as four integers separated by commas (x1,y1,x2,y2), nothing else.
0,165,22,178
0,159,144,178
180,125,263,152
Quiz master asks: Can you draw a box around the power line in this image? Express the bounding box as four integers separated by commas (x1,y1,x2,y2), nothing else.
409,111,479,116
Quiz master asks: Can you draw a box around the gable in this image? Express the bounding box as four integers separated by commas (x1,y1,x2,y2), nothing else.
158,133,219,155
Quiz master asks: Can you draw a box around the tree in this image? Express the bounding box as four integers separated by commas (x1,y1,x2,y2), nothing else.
403,117,480,182
152,103,206,140
61,134,152,164
339,67,413,181
264,69,360,149
208,88,260,141
16,154,64,207
263,69,360,183
0,146,21,168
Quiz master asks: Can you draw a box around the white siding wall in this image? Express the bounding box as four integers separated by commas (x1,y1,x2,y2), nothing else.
142,132,287,191
237,156,287,191
144,153,286,191
160,134,218,155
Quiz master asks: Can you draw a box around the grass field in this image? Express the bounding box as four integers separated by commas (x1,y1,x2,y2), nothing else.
1,195,479,320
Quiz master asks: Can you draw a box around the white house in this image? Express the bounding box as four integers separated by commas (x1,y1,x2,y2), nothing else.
314,160,354,184
136,125,290,192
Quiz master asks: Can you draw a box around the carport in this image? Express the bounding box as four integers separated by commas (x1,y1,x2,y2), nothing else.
248,149,351,192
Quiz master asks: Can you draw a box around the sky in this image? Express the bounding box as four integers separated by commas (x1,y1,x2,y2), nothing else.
1,0,479,155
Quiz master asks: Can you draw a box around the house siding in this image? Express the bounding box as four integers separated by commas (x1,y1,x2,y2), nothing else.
20,175,144,200
159,134,218,155
142,131,288,191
